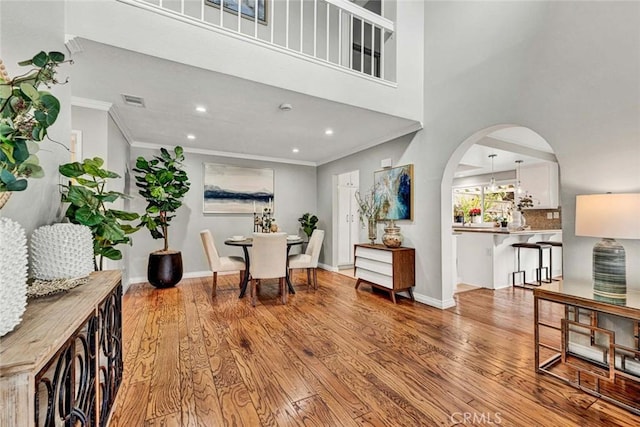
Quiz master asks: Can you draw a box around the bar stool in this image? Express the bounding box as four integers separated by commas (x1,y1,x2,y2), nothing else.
536,241,562,281
511,242,553,287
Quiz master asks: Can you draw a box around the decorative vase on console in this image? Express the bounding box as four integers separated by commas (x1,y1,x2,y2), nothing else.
382,220,403,248
367,218,377,244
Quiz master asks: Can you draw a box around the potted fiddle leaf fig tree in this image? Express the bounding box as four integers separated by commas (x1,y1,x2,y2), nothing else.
59,157,140,270
133,146,190,288
298,212,318,240
0,51,70,208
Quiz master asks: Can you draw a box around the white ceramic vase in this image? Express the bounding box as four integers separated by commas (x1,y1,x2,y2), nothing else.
0,217,28,336
30,223,94,280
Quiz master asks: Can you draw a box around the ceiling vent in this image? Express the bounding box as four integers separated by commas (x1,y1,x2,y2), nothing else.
121,94,145,108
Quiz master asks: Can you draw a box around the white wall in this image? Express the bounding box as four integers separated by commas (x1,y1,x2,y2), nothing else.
71,106,109,163
0,0,71,235
430,1,640,304
127,147,317,282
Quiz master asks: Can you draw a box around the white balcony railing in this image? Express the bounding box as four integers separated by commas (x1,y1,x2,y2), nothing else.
118,0,395,82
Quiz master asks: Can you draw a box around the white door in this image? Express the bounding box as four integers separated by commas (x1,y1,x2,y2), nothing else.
337,171,359,266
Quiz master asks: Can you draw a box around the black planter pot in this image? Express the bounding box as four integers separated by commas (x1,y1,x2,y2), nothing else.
147,251,183,288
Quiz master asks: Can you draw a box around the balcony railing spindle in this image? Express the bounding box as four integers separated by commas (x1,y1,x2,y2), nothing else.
118,0,394,82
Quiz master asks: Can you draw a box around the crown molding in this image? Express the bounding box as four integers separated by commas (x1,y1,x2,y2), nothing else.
71,96,112,111
130,141,317,167
317,120,423,165
108,105,134,145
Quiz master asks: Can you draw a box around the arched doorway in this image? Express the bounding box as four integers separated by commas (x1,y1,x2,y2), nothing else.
441,125,561,304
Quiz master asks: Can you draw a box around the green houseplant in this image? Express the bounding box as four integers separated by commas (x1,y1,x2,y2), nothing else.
0,51,69,203
297,212,318,239
133,146,190,288
59,157,140,270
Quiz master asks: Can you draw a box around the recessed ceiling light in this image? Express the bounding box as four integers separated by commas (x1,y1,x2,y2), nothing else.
279,103,293,111
195,106,207,113
187,134,196,140
325,129,334,135
292,148,299,153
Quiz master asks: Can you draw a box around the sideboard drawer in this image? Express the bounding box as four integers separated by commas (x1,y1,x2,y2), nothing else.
355,257,393,276
355,268,393,289
355,246,393,263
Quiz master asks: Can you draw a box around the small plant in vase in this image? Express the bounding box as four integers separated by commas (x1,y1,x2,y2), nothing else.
134,146,190,288
469,208,482,223
355,185,382,244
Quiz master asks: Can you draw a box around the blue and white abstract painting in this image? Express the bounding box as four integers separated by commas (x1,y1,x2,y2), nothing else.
374,164,413,221
207,0,266,23
203,163,274,213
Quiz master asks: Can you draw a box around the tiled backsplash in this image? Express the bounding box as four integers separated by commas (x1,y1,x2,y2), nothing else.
524,208,562,230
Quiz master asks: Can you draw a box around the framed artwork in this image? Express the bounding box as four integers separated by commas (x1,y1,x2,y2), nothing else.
374,164,413,221
205,0,267,24
203,163,274,214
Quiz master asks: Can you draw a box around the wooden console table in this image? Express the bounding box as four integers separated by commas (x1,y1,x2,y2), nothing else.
354,244,415,303
534,281,640,415
0,270,123,426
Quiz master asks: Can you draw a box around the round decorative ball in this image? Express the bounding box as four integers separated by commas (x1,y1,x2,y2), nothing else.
0,217,28,336
30,223,94,280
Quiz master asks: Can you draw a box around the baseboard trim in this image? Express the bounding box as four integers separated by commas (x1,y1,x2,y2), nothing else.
413,292,456,309
128,270,216,288
318,263,339,272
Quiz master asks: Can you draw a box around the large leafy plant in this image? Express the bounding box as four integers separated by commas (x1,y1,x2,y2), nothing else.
1,51,69,193
59,158,140,270
298,212,318,238
133,147,190,252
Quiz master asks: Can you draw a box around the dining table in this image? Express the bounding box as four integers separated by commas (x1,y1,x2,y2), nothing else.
224,236,304,298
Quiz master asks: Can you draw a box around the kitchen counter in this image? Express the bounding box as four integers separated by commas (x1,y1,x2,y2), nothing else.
452,226,562,235
453,228,562,289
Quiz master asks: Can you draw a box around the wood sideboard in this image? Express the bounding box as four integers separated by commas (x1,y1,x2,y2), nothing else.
0,270,123,426
354,244,415,303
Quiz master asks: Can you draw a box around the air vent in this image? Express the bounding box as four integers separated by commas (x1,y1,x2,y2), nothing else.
121,94,145,108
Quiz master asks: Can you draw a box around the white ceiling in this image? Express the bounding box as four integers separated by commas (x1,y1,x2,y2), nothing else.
68,38,420,166
455,127,557,177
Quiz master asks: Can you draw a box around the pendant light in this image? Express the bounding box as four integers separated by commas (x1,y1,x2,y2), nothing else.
488,154,497,192
515,160,523,194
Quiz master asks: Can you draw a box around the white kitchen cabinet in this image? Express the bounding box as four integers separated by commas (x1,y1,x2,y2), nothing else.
519,163,559,209
337,170,360,266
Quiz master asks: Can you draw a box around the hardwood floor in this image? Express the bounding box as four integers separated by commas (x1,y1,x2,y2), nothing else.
109,270,638,426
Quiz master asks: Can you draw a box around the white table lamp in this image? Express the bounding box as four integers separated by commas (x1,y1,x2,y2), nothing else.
575,193,640,297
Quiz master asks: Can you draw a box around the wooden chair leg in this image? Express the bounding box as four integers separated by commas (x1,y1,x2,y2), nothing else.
212,272,218,298
313,268,318,290
306,269,311,291
251,278,257,307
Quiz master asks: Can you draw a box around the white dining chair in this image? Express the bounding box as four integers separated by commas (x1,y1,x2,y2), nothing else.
200,230,246,298
249,232,287,306
288,229,325,291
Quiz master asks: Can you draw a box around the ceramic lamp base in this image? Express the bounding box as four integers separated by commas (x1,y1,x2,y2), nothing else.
592,238,626,296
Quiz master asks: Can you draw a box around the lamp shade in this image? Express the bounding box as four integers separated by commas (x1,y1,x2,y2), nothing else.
575,193,640,240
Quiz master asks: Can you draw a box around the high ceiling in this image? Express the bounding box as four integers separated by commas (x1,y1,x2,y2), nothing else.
68,38,420,166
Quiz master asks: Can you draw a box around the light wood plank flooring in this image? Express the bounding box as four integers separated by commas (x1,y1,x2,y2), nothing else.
109,270,639,426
